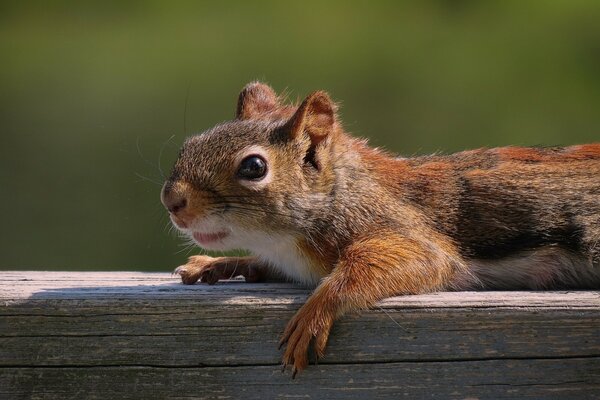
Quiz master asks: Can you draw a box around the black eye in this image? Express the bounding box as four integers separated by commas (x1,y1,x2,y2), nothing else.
237,155,267,180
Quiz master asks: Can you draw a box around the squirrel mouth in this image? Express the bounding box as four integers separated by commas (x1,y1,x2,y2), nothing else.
193,231,229,245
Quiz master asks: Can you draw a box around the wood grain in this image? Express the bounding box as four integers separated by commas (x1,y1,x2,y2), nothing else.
1,271,599,399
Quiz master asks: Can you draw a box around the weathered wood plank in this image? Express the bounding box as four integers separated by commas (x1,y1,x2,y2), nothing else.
1,271,599,399
3,271,599,307
2,359,599,400
1,308,598,366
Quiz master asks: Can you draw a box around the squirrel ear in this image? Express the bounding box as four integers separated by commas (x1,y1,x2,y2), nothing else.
288,91,337,146
236,82,279,120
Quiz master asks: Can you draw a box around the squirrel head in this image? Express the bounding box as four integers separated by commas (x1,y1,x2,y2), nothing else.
161,82,342,251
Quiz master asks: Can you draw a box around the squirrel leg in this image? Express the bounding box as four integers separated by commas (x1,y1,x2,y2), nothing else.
279,232,460,377
174,255,271,285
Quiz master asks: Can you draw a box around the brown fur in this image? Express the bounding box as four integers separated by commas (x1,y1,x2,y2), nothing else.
161,82,600,377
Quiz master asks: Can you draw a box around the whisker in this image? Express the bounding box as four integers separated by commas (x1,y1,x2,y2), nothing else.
207,194,277,199
135,136,169,185
136,136,160,171
175,242,196,255
214,204,299,220
158,134,175,179
227,257,241,280
164,219,175,234
135,172,163,186
376,305,407,331
183,82,192,137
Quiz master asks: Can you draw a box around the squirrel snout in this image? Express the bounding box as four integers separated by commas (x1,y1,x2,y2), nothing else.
167,197,187,214
161,183,188,214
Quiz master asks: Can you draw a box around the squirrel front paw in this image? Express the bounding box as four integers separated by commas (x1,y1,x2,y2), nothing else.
173,255,223,285
174,255,261,285
279,303,334,378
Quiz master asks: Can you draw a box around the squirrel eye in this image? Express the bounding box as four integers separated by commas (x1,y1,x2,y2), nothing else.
237,155,267,180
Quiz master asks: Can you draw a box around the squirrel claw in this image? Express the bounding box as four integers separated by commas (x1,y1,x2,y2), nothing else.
173,263,203,285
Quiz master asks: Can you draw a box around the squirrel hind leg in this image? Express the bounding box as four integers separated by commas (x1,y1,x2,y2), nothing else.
467,246,599,290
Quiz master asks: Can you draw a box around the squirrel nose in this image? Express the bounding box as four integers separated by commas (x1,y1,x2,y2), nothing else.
167,197,187,214
161,183,188,214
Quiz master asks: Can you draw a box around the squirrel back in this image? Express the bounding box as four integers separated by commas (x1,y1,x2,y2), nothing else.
360,143,600,288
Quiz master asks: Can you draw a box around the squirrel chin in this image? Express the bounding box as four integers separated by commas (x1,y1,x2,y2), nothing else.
192,231,230,248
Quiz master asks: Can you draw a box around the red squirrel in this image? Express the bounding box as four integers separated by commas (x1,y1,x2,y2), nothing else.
161,82,600,376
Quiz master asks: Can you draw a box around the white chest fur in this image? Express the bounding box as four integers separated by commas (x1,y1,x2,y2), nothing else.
244,232,323,287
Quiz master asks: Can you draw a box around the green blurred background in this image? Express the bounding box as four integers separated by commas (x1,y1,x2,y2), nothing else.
1,1,599,271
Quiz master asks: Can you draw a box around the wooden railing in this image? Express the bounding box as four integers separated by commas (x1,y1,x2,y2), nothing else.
1,271,599,399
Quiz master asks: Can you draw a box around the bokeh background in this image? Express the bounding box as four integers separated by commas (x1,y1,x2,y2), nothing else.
1,1,599,271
